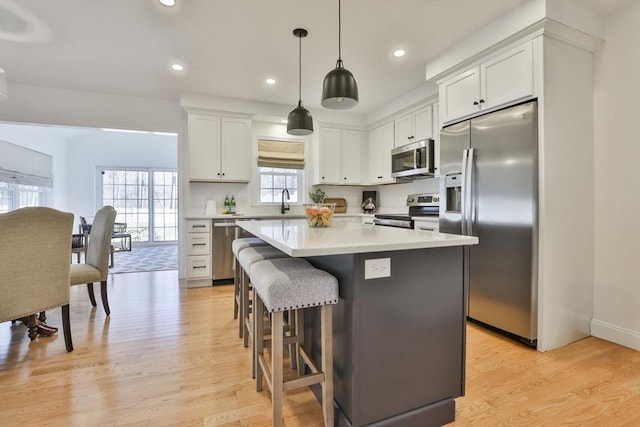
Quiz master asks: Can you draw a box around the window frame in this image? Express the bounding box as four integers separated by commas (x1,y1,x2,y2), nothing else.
256,166,305,206
97,167,178,244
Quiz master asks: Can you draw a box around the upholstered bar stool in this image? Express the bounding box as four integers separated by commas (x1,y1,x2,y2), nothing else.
237,245,288,349
251,257,338,427
231,237,267,336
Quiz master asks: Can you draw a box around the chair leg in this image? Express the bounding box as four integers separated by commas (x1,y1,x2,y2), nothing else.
100,280,110,316
87,283,97,307
62,304,73,352
26,314,38,340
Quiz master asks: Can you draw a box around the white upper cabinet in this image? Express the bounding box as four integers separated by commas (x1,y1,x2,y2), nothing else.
366,121,395,185
220,117,252,181
341,130,364,184
317,127,364,185
394,104,433,147
188,113,251,182
440,40,534,124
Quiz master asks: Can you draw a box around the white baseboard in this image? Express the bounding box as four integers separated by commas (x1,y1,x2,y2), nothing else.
591,319,640,351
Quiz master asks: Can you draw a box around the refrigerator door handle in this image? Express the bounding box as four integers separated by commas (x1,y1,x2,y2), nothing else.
466,148,475,236
461,149,469,235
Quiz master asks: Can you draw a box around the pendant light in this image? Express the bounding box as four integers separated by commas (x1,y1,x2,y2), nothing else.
287,28,313,136
321,0,358,109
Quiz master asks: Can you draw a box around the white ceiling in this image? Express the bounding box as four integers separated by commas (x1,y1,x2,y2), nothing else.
0,0,633,120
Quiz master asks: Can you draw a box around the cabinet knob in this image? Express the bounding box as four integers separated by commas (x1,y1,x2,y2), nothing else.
479,99,485,104
222,172,225,176
378,176,383,179
473,101,479,106
344,177,347,180
217,172,221,176
322,176,325,180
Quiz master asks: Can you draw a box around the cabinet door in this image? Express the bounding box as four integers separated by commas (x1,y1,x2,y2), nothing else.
394,113,413,148
220,118,251,182
341,130,363,184
188,114,221,181
481,41,533,110
319,128,342,184
412,104,433,141
440,67,481,124
432,102,440,176
368,122,395,184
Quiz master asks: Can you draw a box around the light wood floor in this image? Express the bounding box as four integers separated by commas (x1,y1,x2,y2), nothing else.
1,271,639,426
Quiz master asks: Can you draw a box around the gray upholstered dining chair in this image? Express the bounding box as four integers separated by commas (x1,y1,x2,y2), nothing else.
69,205,116,315
0,207,75,352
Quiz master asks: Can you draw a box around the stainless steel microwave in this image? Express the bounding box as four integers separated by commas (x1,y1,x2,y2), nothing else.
391,138,435,179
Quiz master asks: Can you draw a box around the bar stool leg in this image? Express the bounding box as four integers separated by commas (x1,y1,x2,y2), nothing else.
233,258,240,320
321,304,334,427
272,311,284,427
242,270,251,347
295,309,305,377
287,309,297,370
255,295,265,390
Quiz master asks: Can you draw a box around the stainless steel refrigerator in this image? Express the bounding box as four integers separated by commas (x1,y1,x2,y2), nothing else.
439,101,538,345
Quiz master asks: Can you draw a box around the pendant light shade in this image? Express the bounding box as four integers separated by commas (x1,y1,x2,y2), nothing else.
322,0,358,109
287,28,313,136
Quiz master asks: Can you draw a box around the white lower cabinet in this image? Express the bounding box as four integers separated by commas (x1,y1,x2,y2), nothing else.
186,220,212,285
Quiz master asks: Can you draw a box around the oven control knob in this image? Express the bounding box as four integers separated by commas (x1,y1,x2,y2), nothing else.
433,195,439,203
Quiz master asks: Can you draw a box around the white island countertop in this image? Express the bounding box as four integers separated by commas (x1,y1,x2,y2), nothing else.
236,219,478,257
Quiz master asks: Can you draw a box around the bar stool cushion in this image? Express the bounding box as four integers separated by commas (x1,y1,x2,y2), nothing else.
232,237,267,258
251,258,339,313
238,246,287,273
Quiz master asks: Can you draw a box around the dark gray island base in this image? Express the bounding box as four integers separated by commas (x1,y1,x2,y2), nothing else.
304,246,466,427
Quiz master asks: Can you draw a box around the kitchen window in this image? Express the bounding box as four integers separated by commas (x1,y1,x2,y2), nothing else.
256,139,305,205
258,167,302,204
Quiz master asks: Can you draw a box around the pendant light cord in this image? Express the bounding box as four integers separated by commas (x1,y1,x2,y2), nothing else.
298,33,302,102
338,0,342,60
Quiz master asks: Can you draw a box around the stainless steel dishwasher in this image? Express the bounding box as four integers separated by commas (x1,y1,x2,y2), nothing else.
211,217,259,284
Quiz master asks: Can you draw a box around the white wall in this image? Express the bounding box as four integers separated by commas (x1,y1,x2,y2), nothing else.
591,2,640,350
66,131,177,228
0,123,69,210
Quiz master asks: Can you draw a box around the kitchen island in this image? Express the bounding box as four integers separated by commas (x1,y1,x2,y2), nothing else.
237,219,478,427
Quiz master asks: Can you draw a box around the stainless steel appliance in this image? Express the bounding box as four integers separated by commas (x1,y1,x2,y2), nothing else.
391,138,435,179
373,193,439,229
211,218,256,284
439,100,538,345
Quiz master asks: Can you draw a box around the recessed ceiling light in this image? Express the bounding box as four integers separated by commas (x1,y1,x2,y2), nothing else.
158,0,176,6
266,78,276,85
393,49,406,58
171,63,184,71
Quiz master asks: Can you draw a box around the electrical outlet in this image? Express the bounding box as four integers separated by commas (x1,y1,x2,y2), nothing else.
364,258,391,280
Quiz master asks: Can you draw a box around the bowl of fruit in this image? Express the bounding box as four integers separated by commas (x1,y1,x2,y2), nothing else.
304,203,336,227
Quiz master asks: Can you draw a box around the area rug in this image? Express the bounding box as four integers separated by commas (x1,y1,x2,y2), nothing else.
108,245,178,274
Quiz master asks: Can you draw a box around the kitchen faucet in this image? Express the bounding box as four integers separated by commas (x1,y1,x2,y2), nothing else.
281,188,290,214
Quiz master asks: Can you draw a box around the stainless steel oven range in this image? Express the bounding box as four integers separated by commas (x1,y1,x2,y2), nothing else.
373,193,439,229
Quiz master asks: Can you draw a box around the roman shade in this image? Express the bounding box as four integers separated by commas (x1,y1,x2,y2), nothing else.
257,139,305,170
0,140,53,187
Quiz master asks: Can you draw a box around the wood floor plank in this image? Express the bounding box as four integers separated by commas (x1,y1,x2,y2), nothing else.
1,270,638,426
